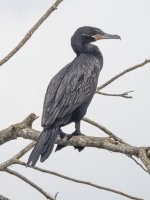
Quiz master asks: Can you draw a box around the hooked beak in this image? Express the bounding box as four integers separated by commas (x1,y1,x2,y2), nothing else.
94,32,121,40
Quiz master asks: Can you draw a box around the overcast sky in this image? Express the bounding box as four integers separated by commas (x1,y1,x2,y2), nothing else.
0,0,150,200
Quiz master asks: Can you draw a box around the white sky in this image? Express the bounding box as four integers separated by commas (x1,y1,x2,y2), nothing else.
0,0,150,199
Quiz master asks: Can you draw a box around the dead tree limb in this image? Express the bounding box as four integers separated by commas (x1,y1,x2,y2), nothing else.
4,168,55,200
96,59,150,92
17,161,143,200
97,90,134,98
0,113,146,200
0,113,150,174
1,58,150,199
0,0,63,67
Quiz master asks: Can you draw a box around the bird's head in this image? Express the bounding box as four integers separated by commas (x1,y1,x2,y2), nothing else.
71,26,120,55
71,26,121,45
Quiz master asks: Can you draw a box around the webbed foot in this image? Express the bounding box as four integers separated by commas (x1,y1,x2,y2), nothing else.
67,130,85,152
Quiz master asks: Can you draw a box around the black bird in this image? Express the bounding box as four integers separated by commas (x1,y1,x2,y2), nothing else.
27,26,120,166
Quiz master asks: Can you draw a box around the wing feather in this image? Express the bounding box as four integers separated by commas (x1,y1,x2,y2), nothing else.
42,54,102,127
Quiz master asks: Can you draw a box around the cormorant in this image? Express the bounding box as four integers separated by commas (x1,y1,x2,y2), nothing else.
27,26,120,166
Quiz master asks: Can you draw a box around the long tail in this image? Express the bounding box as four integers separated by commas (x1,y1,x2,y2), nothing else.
27,128,59,167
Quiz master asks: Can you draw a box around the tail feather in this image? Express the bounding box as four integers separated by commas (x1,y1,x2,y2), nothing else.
40,128,58,162
27,128,58,167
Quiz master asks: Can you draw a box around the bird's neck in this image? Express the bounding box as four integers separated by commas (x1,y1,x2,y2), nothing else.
72,42,102,58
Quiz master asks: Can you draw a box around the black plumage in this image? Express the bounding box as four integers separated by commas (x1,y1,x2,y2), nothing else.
27,26,120,166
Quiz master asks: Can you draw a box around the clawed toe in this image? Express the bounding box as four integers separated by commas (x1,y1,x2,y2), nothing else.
55,130,67,152
74,146,85,152
59,130,67,139
67,130,84,140
67,130,85,152
55,145,66,152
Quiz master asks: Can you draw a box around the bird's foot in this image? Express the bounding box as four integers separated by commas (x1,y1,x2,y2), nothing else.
67,130,85,152
67,130,85,140
58,130,67,139
74,146,85,152
55,130,67,152
55,145,66,152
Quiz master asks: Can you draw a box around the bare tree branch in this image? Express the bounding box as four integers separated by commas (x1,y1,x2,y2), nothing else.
0,0,148,199
0,141,56,199
0,113,39,145
97,90,134,98
0,114,148,199
17,161,143,200
0,0,63,67
0,120,139,157
0,132,142,200
0,142,35,171
96,59,150,92
126,155,149,173
147,149,150,158
1,114,150,174
4,168,55,200
0,195,10,200
1,57,150,199
83,117,150,173
83,117,128,144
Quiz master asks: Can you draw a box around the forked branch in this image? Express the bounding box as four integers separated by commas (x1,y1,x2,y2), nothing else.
17,161,143,200
0,58,150,199
96,59,150,91
97,90,134,98
4,168,55,200
0,114,146,200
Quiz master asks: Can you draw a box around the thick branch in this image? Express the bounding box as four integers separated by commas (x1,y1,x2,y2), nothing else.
56,135,141,157
96,59,150,91
139,148,150,174
0,114,148,200
0,136,142,200
0,0,63,67
0,114,150,174
0,114,147,163
0,124,140,157
0,113,38,145
4,168,55,200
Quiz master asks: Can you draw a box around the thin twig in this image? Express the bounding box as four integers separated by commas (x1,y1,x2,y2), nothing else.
0,142,35,171
127,155,149,173
4,168,55,200
97,90,134,99
83,117,128,144
96,59,150,91
54,192,59,200
0,0,63,67
18,161,143,200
